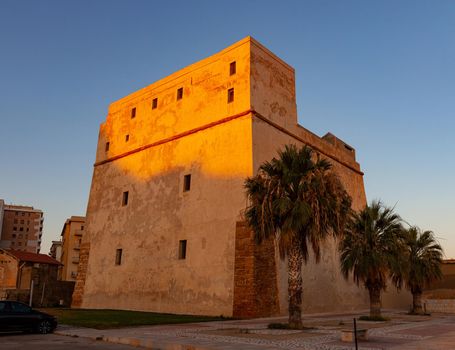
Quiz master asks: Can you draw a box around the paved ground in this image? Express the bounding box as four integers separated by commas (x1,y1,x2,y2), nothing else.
0,333,141,349
54,310,455,350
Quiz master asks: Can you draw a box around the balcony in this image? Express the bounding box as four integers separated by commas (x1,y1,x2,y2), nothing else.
74,230,83,237
72,257,80,264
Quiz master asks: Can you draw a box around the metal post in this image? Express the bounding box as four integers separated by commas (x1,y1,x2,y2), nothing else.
29,280,34,307
353,318,358,350
40,282,46,306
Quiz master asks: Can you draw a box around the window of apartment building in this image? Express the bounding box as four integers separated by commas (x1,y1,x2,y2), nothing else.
115,249,123,265
26,228,29,232
81,225,84,231
15,212,18,216
13,227,17,231
176,87,183,101
20,220,24,224
122,191,129,206
18,242,22,246
125,134,129,142
227,88,234,103
230,61,236,75
21,213,25,216
19,227,23,231
105,142,110,152
183,174,191,192
12,234,16,238
178,240,187,259
19,234,23,239
152,98,158,109
131,107,136,119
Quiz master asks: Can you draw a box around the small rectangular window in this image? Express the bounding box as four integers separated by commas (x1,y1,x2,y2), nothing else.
177,87,183,100
183,174,191,192
178,240,187,259
230,61,236,75
19,227,23,232
13,227,17,231
125,134,129,142
131,107,136,119
105,142,110,152
152,98,158,109
122,191,129,206
81,225,84,231
227,88,234,103
115,249,122,265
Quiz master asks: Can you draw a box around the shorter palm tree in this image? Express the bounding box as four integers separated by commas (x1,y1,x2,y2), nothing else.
339,201,404,318
403,226,443,314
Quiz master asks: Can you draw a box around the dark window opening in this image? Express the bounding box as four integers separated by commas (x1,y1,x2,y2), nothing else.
183,174,191,192
81,225,84,231
122,191,129,206
177,87,183,100
230,61,236,75
152,98,158,109
227,88,234,103
115,249,122,265
178,240,187,259
105,142,110,152
131,107,136,119
125,134,129,142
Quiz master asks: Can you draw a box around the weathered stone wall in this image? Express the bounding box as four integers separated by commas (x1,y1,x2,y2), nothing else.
233,221,279,318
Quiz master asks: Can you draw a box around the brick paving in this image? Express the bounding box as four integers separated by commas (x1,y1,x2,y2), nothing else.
55,310,455,349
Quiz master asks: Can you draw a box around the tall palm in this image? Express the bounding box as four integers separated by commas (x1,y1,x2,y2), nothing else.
339,201,404,318
403,227,443,314
244,144,351,328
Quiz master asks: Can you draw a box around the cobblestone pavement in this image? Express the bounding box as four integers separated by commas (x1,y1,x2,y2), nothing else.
55,310,455,349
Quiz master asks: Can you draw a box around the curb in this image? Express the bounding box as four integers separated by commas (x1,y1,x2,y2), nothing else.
55,329,214,350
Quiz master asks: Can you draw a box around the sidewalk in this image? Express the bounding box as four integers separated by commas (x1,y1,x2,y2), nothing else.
55,310,455,350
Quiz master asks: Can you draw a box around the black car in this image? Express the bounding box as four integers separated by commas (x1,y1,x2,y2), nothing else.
0,300,57,334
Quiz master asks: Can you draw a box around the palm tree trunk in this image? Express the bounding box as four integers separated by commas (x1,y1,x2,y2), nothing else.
412,289,424,314
368,285,382,318
288,245,303,329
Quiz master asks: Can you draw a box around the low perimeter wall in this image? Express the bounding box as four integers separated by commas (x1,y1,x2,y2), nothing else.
423,299,455,313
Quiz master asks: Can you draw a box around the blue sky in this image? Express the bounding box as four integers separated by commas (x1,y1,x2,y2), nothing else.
0,0,454,256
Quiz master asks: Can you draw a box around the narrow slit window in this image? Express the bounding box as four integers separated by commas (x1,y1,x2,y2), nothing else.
105,142,110,152
122,191,129,206
177,87,183,100
152,98,158,109
125,134,129,142
183,174,191,192
227,88,234,103
230,61,236,75
115,249,123,265
178,240,187,259
131,107,136,119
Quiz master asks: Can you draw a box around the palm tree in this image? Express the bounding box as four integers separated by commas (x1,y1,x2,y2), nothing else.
244,144,351,328
403,226,443,314
339,201,404,319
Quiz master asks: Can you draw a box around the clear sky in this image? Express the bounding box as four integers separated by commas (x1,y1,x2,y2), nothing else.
0,0,454,256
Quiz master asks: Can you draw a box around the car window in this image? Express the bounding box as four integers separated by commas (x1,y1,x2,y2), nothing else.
0,301,6,312
10,302,31,313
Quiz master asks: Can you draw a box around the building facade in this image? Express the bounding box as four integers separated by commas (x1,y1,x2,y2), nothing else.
0,200,44,253
73,37,408,316
60,216,85,281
